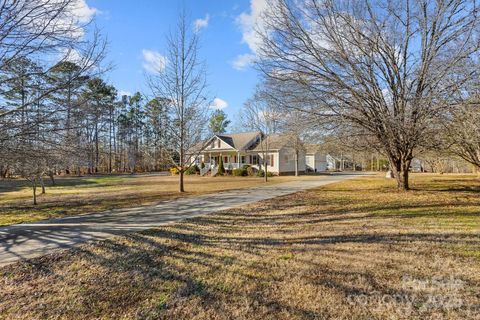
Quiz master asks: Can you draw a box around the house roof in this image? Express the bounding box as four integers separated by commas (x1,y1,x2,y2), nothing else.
216,131,261,150
251,134,290,152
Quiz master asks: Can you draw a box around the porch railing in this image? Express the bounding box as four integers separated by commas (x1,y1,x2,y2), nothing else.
200,166,210,176
211,166,218,177
224,163,240,170
199,162,242,176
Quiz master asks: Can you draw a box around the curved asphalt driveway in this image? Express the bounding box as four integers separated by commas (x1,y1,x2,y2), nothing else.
0,173,368,267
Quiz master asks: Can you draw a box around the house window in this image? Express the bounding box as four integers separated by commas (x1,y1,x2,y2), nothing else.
269,155,274,166
241,156,246,164
252,155,258,165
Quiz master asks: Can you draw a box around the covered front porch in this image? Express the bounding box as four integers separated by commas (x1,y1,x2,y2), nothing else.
202,151,259,170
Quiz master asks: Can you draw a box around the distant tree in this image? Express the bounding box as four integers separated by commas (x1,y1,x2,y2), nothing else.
148,11,209,192
242,87,279,182
208,110,230,135
444,100,480,175
145,97,171,171
117,93,144,173
48,61,90,174
82,78,117,173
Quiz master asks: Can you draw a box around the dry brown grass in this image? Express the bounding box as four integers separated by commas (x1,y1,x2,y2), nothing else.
0,174,314,226
0,174,479,319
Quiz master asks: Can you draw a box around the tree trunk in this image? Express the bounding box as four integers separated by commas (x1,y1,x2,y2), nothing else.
40,177,46,194
48,171,55,186
32,180,37,205
294,151,299,176
263,151,268,182
95,122,99,173
179,170,185,192
391,159,411,191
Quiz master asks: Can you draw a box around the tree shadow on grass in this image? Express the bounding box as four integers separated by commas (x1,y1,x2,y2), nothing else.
3,221,478,319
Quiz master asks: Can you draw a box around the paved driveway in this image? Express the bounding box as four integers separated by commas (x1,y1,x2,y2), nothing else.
0,173,368,267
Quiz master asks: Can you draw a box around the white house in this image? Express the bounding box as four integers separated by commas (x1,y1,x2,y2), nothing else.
305,144,327,172
192,131,308,175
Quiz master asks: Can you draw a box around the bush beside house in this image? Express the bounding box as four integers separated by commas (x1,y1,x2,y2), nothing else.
185,165,200,175
256,169,274,177
233,168,247,176
217,157,225,175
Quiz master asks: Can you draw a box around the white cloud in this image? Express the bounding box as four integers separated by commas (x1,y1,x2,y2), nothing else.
210,98,228,110
194,14,210,32
234,0,268,70
232,53,256,70
142,49,167,74
236,0,268,52
72,0,99,23
61,48,83,63
37,0,99,39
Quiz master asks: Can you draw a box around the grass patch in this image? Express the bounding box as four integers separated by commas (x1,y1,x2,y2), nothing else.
0,174,315,226
0,174,479,319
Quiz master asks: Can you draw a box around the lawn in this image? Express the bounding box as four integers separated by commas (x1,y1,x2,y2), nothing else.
0,174,479,319
0,173,316,226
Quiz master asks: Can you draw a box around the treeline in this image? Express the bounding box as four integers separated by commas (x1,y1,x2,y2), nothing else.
0,2,214,201
0,0,192,205
0,58,176,178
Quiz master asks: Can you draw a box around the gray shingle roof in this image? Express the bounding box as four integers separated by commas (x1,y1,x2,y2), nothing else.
251,134,289,151
216,131,261,150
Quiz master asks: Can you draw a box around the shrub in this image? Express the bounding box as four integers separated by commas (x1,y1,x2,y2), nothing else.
246,166,254,176
185,165,200,175
233,168,247,176
200,162,205,169
217,157,225,175
170,167,179,175
256,169,274,177
241,164,251,170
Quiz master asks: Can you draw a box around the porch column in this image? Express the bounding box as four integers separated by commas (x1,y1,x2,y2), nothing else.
237,151,240,168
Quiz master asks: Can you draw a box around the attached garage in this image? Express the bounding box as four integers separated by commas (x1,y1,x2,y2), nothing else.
305,145,327,172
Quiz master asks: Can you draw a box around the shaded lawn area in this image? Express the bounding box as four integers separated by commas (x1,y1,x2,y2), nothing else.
0,174,479,319
0,174,313,226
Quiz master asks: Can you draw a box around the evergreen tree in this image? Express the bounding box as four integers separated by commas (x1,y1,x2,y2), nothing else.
217,156,225,175
208,109,230,135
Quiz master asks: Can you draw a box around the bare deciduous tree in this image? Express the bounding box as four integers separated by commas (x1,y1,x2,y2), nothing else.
242,88,280,182
444,101,480,175
257,0,480,190
148,11,209,192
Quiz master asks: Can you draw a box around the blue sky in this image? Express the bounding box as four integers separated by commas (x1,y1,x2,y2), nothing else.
87,0,263,121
